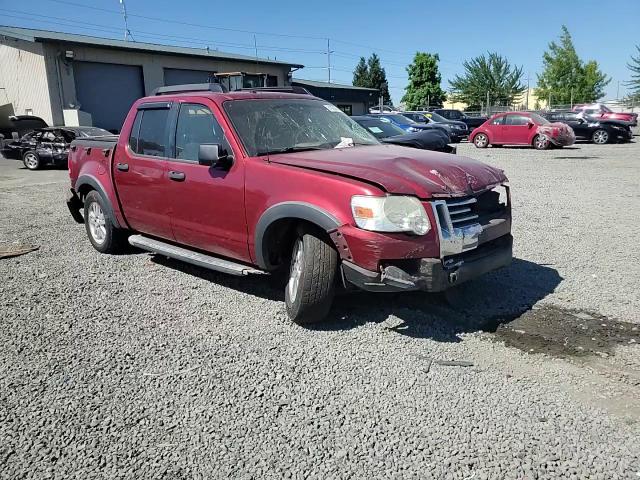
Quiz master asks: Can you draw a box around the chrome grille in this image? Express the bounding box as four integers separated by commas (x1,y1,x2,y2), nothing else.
446,197,478,226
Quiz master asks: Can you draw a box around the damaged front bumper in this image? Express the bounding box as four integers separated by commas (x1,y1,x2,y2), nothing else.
342,234,512,292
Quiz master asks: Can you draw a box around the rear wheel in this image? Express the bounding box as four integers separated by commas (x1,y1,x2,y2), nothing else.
22,151,41,170
83,191,127,254
533,134,550,150
473,133,489,148
285,228,338,325
592,129,609,144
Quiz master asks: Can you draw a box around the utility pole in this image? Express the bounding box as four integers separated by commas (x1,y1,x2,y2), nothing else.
525,74,530,110
326,38,334,83
119,0,133,41
253,34,259,71
486,91,490,116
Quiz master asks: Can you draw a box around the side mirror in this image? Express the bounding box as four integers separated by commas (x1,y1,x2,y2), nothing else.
198,143,232,167
527,121,535,128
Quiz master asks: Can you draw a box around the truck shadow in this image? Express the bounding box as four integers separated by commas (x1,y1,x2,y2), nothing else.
311,258,563,342
152,255,561,343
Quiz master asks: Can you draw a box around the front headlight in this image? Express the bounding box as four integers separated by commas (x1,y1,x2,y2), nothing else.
407,126,420,132
351,195,430,235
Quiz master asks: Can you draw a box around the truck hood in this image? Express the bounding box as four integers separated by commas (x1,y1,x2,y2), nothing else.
268,144,507,198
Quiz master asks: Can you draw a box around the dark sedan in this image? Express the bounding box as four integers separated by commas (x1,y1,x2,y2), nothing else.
352,116,456,154
2,126,111,169
541,111,633,144
402,111,468,143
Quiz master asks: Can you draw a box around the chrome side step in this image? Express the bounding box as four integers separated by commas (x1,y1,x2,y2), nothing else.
128,235,265,276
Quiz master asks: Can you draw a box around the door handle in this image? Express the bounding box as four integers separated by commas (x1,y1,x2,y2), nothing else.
116,163,129,172
168,170,185,181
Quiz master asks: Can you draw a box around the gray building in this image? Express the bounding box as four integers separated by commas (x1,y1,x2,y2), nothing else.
291,79,378,116
0,26,303,131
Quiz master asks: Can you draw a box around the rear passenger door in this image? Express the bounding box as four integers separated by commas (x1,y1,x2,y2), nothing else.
164,101,250,262
114,103,174,240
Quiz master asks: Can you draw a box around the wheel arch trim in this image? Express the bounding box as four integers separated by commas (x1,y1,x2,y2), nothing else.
75,175,121,228
254,202,341,270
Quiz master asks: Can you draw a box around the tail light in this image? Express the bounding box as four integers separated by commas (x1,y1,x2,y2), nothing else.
552,128,559,138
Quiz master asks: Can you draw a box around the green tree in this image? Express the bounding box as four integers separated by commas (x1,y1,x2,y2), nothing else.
351,54,391,104
352,57,369,88
367,54,391,104
401,52,446,109
626,45,640,101
535,25,610,105
449,52,525,109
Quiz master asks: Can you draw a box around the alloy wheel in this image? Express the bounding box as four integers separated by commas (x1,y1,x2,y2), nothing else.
87,201,107,245
593,130,609,144
24,153,38,169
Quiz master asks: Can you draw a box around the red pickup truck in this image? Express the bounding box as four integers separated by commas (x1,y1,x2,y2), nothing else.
66,84,512,325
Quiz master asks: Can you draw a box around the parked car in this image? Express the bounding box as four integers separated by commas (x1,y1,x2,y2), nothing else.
352,116,456,153
572,103,638,127
403,111,468,143
470,112,576,150
541,111,632,144
2,126,112,169
367,113,452,142
66,84,512,325
0,114,48,149
431,109,488,131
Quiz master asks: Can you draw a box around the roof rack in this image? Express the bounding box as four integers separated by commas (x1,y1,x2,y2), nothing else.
153,83,227,96
239,86,310,95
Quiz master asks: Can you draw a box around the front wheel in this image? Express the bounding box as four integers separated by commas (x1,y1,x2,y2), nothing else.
23,151,41,170
473,133,489,148
533,134,550,150
285,229,338,325
592,129,609,144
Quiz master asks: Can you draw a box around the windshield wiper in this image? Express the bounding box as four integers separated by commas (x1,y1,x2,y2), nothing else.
256,145,326,156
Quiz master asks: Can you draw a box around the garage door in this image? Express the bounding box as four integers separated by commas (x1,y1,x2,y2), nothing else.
164,68,216,86
73,61,144,132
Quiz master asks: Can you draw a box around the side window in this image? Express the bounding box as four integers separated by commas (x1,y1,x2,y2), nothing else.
174,103,226,161
137,109,169,157
450,111,461,120
491,116,505,125
505,115,530,126
128,111,143,153
41,131,57,142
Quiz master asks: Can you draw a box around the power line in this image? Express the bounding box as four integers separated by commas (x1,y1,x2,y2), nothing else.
0,9,327,55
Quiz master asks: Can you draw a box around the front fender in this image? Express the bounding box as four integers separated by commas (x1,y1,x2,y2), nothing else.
254,202,341,270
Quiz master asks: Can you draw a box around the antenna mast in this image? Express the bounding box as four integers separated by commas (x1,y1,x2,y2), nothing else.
119,0,134,41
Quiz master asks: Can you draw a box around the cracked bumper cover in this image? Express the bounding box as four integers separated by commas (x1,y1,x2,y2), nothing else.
341,234,513,293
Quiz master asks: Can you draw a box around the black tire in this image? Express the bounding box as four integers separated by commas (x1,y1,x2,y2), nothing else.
473,133,489,148
83,190,127,254
284,228,338,325
591,129,610,144
533,134,550,150
22,150,41,170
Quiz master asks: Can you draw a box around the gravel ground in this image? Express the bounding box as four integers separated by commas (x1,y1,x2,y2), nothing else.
0,140,639,479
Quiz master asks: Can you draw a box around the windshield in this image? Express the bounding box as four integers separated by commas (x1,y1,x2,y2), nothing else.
428,112,449,123
529,113,550,125
355,119,406,138
224,99,379,156
382,114,415,124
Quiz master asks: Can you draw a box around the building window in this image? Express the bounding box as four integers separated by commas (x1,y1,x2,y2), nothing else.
337,105,352,116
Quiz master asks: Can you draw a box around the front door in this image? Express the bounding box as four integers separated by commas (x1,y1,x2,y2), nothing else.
164,101,249,262
113,105,174,240
501,114,532,144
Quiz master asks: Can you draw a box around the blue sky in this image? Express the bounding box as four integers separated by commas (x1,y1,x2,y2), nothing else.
2,0,638,104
